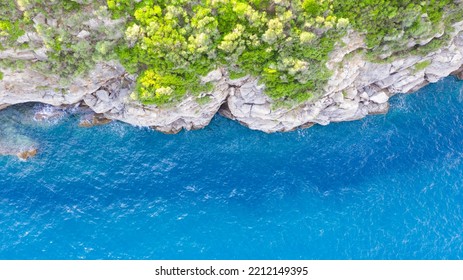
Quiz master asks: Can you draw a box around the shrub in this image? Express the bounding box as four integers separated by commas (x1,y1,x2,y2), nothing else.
1,0,461,107
414,60,431,72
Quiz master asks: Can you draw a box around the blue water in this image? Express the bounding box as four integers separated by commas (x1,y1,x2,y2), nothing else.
1,77,463,260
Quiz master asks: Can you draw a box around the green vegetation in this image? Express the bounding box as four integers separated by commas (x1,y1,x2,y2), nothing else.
1,0,462,106
414,60,431,72
108,0,349,105
108,0,462,106
229,70,248,80
1,0,124,79
0,0,25,49
333,1,458,55
0,70,3,80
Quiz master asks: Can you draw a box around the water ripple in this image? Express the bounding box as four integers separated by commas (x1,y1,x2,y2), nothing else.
1,77,463,259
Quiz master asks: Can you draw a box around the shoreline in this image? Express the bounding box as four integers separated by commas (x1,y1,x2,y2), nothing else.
2,23,463,134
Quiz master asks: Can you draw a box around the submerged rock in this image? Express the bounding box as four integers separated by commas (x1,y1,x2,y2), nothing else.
0,142,38,161
16,148,38,161
0,105,40,160
33,105,66,122
79,114,112,127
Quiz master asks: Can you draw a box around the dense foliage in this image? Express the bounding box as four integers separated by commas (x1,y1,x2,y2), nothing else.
110,0,346,104
1,0,462,105
0,0,123,80
109,0,462,105
0,0,25,49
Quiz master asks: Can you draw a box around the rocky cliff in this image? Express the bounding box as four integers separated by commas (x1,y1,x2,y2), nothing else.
2,20,463,134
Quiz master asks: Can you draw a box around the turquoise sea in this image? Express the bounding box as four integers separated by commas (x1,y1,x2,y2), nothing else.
1,77,463,259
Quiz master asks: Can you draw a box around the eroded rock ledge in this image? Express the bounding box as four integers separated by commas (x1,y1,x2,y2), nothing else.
2,22,463,134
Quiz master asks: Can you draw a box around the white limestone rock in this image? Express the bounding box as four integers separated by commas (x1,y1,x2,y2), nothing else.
201,69,223,83
369,92,389,104
2,15,463,134
77,30,91,39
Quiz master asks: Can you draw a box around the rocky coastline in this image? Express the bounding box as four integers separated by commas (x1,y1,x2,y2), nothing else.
2,21,463,136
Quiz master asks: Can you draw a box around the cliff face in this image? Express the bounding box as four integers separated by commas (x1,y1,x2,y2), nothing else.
223,21,463,132
1,20,463,133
